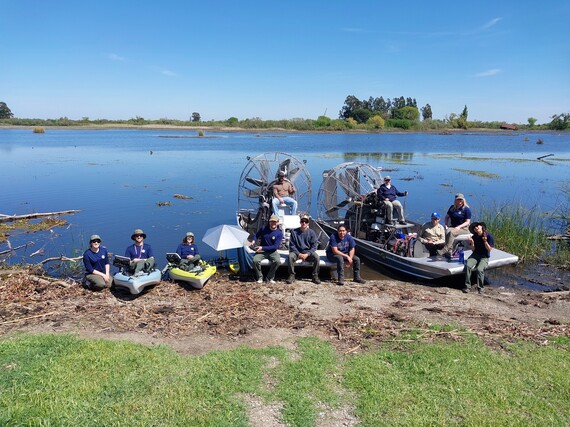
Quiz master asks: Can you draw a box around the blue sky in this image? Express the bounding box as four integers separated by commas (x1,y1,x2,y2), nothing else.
1,1,568,124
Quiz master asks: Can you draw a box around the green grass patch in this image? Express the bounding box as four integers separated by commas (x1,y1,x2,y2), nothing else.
2,333,570,426
452,168,500,179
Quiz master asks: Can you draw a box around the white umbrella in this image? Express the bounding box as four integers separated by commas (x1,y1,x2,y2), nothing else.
202,224,251,251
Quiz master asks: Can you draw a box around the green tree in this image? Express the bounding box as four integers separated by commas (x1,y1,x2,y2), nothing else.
392,106,420,121
191,112,201,122
549,113,570,130
527,117,537,127
421,104,433,120
367,115,385,129
226,117,238,126
352,108,372,124
315,115,332,127
339,95,364,119
460,105,468,120
0,101,14,119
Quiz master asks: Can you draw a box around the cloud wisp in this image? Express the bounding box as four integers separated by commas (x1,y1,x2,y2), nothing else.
109,53,126,61
480,17,502,30
475,68,501,77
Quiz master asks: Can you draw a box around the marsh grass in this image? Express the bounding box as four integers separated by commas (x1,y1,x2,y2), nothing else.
452,168,500,179
480,204,549,262
2,334,570,426
32,127,45,133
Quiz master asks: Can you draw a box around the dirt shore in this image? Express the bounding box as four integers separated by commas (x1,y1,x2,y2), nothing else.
1,267,568,354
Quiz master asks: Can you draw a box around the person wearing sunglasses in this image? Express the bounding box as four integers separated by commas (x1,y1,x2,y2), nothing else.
125,228,155,275
419,212,445,256
377,176,408,225
82,234,112,291
176,231,202,271
287,214,321,284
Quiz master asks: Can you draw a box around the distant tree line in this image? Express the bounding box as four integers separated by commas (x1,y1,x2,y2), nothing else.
0,100,568,132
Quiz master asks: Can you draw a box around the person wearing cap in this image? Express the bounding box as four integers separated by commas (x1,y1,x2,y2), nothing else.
377,176,408,225
439,193,472,260
250,214,284,283
326,224,366,286
125,229,155,275
419,212,446,256
287,214,321,284
462,222,494,294
82,234,112,291
272,170,297,216
176,231,201,271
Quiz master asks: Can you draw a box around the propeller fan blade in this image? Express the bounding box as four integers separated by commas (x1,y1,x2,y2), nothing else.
246,177,265,187
259,160,270,183
243,188,263,198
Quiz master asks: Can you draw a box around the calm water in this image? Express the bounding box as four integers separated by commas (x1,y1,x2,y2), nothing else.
1,128,569,280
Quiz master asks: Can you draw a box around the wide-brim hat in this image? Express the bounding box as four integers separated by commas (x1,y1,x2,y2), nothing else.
468,221,486,234
269,214,280,222
90,234,101,242
131,229,147,240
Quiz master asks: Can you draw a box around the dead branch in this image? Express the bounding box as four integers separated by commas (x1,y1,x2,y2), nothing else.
0,210,81,223
38,255,82,266
0,242,35,255
0,311,59,325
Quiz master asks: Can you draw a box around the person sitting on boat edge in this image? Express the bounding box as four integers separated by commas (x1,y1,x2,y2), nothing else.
82,234,112,291
377,176,408,225
419,212,446,256
462,221,494,294
176,231,202,271
272,170,297,216
125,228,155,275
287,213,321,285
250,214,283,284
438,193,472,261
326,224,366,286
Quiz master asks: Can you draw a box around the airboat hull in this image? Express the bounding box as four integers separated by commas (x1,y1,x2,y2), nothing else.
113,269,162,295
317,220,518,280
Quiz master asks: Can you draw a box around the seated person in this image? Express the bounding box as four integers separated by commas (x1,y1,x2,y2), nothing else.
250,214,283,284
272,170,297,215
125,229,155,274
377,176,408,225
82,234,112,291
326,224,365,286
419,212,445,256
439,193,472,260
463,222,494,294
176,232,202,270
287,214,321,284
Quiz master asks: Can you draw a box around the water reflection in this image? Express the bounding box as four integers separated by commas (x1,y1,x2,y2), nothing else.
343,152,415,162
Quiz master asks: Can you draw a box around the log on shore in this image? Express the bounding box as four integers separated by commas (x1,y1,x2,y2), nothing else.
0,210,81,223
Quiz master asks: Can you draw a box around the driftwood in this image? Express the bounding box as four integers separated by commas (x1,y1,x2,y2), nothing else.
537,154,554,160
0,242,35,256
38,255,83,266
0,210,80,223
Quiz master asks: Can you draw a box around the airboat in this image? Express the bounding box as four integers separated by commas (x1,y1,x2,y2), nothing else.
236,152,333,273
316,162,519,280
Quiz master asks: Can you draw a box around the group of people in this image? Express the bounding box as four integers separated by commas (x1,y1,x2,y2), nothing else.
82,229,202,291
417,192,494,294
250,214,366,286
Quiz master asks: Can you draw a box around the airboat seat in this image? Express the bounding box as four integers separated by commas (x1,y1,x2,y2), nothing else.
280,214,301,230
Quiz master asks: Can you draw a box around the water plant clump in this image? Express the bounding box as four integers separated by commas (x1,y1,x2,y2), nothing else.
480,204,550,263
33,127,45,133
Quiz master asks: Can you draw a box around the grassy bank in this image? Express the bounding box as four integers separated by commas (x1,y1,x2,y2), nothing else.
1,334,569,426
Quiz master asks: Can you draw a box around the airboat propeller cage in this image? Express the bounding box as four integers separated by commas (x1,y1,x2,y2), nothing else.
317,162,383,221
237,152,312,218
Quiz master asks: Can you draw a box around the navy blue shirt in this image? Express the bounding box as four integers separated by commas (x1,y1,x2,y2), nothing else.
176,243,200,258
472,232,494,258
447,205,472,227
125,243,154,260
255,226,284,252
83,246,110,274
377,184,405,202
327,232,356,257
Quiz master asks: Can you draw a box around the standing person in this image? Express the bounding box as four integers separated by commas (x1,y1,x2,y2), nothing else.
462,222,494,294
377,176,408,225
125,229,155,274
272,170,297,215
176,232,202,271
251,214,283,284
287,214,321,284
326,224,366,286
439,193,472,260
83,234,112,291
419,212,446,256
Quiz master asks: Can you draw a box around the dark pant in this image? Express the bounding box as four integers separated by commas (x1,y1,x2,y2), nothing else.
326,254,361,280
288,251,320,277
